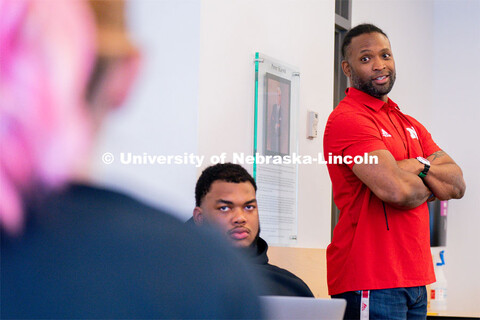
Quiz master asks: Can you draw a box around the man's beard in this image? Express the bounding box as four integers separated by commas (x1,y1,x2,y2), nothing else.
350,68,396,99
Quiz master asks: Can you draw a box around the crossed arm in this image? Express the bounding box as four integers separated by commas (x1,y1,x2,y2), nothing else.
352,149,466,209
398,150,465,200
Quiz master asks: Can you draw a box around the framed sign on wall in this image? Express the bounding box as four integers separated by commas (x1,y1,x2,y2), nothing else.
253,52,300,246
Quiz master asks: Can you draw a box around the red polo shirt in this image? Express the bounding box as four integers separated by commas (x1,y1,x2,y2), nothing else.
323,88,439,295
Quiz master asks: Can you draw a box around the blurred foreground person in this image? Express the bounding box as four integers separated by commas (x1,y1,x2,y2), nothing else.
0,1,262,318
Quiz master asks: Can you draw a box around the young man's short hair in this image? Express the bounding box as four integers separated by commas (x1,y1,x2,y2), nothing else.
195,163,257,207
341,23,388,60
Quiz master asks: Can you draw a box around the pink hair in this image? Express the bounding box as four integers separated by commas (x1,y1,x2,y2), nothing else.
0,0,97,234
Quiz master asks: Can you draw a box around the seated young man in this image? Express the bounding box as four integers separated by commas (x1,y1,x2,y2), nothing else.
189,163,314,297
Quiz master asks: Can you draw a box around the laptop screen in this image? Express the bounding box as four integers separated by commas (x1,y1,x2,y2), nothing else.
260,296,346,320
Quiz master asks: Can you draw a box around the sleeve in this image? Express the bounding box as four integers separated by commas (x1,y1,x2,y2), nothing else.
407,116,441,157
324,111,386,168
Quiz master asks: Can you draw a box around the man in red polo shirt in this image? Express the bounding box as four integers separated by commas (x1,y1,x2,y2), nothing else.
323,24,465,320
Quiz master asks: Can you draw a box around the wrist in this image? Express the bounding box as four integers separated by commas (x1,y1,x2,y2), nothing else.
416,157,430,178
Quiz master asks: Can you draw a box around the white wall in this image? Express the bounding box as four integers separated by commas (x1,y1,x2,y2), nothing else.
92,0,201,219
353,0,480,314
197,0,335,248
431,0,480,314
352,0,435,122
92,0,337,245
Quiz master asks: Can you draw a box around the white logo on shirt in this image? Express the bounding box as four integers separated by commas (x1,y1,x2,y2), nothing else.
406,127,418,140
381,129,392,137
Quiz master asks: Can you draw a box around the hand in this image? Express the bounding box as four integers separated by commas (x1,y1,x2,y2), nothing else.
397,158,423,175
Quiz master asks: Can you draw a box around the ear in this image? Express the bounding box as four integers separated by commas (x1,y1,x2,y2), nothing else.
341,60,351,78
193,207,204,225
101,49,141,110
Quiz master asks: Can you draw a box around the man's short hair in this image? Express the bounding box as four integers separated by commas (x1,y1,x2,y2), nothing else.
195,163,257,207
341,23,388,60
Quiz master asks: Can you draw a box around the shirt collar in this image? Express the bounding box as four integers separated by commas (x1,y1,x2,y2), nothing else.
346,87,399,112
